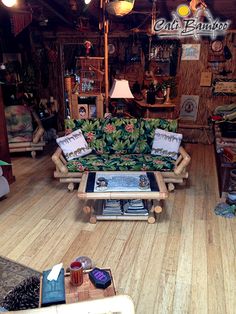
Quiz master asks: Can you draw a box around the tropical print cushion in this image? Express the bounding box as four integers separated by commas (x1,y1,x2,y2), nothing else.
138,118,178,154
64,119,104,154
67,153,175,172
102,118,140,154
5,105,33,143
67,154,109,172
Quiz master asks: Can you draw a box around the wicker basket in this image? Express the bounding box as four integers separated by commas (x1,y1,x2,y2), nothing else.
106,0,134,16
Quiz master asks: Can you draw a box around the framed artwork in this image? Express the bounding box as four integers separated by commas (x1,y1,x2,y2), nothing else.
89,104,97,118
78,104,88,119
212,78,236,95
179,95,200,121
200,72,212,87
181,44,201,61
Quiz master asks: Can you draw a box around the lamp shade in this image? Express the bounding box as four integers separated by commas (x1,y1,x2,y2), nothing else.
109,79,134,98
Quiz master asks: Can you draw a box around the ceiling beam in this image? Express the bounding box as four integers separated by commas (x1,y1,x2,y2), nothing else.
36,0,74,27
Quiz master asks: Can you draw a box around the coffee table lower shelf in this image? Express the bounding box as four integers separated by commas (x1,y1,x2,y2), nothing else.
78,171,168,224
82,199,163,224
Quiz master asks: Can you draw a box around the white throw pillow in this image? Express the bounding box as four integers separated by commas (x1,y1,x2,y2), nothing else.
151,128,183,160
56,129,92,161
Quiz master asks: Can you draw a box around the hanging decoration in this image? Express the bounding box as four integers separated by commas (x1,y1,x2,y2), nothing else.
83,40,93,56
106,0,135,17
189,0,207,13
69,0,78,11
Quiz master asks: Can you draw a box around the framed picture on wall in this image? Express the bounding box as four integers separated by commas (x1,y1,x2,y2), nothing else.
181,44,201,61
179,95,200,121
78,104,88,119
88,104,97,118
212,78,236,95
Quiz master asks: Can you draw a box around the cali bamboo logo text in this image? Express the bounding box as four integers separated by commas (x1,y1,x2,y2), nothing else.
153,4,231,40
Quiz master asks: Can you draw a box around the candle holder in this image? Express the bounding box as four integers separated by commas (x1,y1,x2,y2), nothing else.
163,85,172,105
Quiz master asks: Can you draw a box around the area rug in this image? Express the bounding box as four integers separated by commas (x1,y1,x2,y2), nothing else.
0,256,41,311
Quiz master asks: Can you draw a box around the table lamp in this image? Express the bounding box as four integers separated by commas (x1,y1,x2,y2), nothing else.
109,79,134,116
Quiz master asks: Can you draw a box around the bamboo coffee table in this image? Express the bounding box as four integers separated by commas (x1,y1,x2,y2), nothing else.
78,171,168,224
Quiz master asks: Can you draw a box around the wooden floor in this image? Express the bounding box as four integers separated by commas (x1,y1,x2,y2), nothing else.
0,143,235,314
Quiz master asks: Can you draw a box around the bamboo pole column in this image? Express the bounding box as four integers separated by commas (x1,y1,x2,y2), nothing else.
103,0,109,113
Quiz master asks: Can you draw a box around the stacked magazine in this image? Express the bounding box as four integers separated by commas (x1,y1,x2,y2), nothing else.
103,200,122,215
123,199,148,216
103,199,148,216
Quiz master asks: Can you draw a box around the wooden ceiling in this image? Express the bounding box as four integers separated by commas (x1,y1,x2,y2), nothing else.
0,0,235,32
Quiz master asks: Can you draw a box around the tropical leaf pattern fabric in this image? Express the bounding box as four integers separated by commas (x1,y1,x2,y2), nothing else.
67,154,175,172
138,118,178,154
102,118,140,154
65,119,105,154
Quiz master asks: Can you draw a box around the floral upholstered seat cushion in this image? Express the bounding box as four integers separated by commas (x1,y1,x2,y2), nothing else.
67,153,175,172
102,118,140,154
67,154,109,172
65,119,105,154
5,105,33,143
138,118,178,154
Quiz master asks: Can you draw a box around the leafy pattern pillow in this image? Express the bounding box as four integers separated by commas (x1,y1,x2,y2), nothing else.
102,118,140,154
138,118,178,154
65,119,104,154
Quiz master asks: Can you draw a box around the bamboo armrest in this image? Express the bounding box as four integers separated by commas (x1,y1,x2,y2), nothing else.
174,146,191,175
52,147,68,174
33,126,45,144
31,110,45,144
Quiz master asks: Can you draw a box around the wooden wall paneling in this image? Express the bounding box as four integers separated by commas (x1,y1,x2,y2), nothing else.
177,36,236,143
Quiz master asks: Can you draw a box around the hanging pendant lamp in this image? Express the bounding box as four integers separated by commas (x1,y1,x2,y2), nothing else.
106,0,135,17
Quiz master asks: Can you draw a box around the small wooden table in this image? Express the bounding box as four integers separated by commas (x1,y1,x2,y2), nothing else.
135,99,176,118
78,171,168,224
39,270,116,306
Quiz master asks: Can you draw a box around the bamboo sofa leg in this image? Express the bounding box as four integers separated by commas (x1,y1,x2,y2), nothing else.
68,182,75,192
168,183,175,192
31,151,36,159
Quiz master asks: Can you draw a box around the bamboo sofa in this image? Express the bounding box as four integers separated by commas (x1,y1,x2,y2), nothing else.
52,118,191,191
5,105,45,158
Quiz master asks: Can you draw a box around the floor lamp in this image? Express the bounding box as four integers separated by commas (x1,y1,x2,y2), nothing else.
100,0,109,114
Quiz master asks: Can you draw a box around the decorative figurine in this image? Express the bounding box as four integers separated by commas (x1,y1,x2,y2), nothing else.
96,177,108,191
139,175,150,190
84,40,93,56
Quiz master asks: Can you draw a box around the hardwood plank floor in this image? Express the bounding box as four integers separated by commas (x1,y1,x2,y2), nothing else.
0,144,233,314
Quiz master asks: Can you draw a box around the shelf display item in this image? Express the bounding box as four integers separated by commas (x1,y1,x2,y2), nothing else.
76,57,104,94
